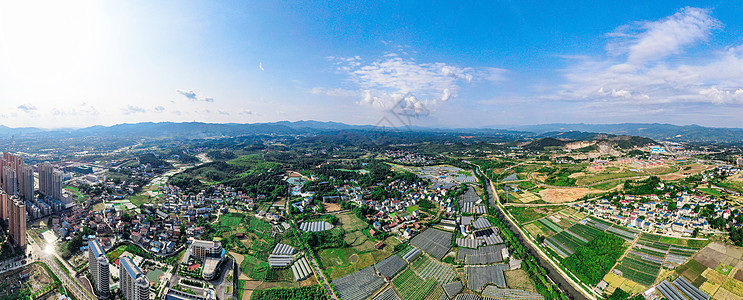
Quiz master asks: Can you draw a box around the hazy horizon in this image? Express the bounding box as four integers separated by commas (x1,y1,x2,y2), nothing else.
2,1,743,128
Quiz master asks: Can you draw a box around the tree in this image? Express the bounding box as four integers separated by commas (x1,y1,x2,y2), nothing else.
563,232,625,285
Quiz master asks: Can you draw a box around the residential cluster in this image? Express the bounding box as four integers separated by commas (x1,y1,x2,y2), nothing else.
575,192,731,237
0,152,71,251
383,150,437,164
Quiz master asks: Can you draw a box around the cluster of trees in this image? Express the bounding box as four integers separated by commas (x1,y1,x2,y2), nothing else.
250,284,327,300
563,232,625,285
168,174,206,194
606,288,646,300
166,149,200,164
206,150,237,160
60,226,95,258
418,198,435,210
302,229,346,249
622,176,663,195
138,153,171,169
540,167,577,187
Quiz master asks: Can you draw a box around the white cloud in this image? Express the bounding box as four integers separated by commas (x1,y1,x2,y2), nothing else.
553,7,743,110
17,104,37,112
328,53,506,110
51,105,99,117
309,87,359,97
699,87,743,104
607,7,720,65
154,106,166,112
176,90,215,102
122,105,146,115
239,109,253,115
259,62,264,71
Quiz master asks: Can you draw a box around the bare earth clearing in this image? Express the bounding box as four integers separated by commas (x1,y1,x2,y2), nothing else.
539,188,589,203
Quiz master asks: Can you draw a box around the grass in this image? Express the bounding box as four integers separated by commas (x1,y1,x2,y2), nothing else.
406,205,421,213
698,188,724,197
508,207,548,224
575,170,638,186
457,170,473,176
240,255,269,280
337,212,367,231
106,245,127,262
717,264,734,276
591,180,622,191
716,180,743,194
322,250,376,280
219,213,246,227
129,193,152,207
64,186,85,201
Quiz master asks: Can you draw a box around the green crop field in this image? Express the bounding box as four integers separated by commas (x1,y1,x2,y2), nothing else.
537,218,562,233
615,264,656,286
393,268,438,300
219,213,245,227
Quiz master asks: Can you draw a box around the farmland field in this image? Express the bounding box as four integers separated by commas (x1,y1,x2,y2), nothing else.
393,268,439,300
672,242,743,299
508,206,566,224
609,233,709,287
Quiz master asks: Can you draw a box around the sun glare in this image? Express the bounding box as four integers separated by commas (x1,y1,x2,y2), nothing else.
0,1,104,84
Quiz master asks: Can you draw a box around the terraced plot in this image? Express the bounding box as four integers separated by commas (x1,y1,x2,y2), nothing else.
609,233,707,287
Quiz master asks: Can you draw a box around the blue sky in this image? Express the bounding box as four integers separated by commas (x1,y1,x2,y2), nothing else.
1,1,743,128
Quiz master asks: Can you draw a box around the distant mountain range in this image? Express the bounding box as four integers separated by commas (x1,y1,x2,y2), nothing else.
1,121,742,144
501,123,743,143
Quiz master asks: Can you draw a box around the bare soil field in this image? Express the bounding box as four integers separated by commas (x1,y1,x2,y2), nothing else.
322,202,342,212
241,280,262,300
539,188,589,203
504,269,537,292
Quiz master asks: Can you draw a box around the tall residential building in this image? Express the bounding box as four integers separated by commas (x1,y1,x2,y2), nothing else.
0,191,6,220
18,165,34,202
119,256,150,300
2,152,23,176
1,166,17,197
7,196,26,247
88,239,110,299
39,163,63,200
